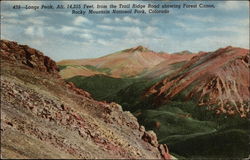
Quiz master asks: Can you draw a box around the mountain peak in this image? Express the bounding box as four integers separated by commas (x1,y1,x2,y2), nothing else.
225,45,234,49
215,46,237,53
172,50,193,55
123,45,151,53
134,45,149,52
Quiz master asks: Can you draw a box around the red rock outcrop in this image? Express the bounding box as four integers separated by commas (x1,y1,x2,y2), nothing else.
1,40,58,74
146,46,250,117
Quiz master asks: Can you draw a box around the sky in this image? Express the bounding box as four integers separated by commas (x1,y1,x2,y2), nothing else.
1,1,249,61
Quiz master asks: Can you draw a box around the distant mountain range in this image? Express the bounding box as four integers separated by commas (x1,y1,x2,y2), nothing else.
58,45,249,118
57,46,194,79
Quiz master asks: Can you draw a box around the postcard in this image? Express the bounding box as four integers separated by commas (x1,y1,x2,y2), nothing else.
1,0,249,159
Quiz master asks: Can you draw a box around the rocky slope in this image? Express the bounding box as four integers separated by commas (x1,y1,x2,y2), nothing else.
146,46,250,117
142,53,194,79
57,46,194,79
0,40,172,159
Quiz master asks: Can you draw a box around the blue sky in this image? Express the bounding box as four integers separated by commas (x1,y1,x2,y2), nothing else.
1,1,249,61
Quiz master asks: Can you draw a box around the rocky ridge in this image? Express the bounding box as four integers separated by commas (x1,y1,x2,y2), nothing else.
146,46,250,117
1,40,58,74
0,40,172,159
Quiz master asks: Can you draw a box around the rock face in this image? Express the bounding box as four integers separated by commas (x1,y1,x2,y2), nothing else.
1,40,59,74
0,40,172,159
142,130,159,147
146,46,250,117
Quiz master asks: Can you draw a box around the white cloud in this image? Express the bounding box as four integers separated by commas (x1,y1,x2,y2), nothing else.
144,26,158,35
179,14,215,23
176,34,249,52
27,16,48,25
93,24,164,49
24,26,44,37
59,25,77,33
21,9,36,15
149,18,160,25
48,24,107,38
80,33,93,40
2,18,23,25
206,17,249,36
231,18,249,27
1,12,18,18
102,17,112,23
123,16,141,24
125,27,143,37
97,24,159,40
24,26,34,36
218,1,248,10
174,21,188,28
97,25,114,30
97,25,143,37
97,39,109,46
207,26,248,35
3,16,48,26
102,16,142,25
89,34,168,54
73,16,92,25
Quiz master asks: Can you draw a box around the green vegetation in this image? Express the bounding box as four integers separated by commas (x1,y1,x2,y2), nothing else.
168,129,250,158
137,108,216,138
57,64,112,75
108,79,158,111
170,61,187,70
123,85,248,158
84,65,111,75
66,75,135,100
58,65,67,71
65,73,250,159
136,100,250,158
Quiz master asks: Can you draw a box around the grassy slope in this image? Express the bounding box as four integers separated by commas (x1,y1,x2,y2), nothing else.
136,101,250,158
168,129,249,158
66,75,135,100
